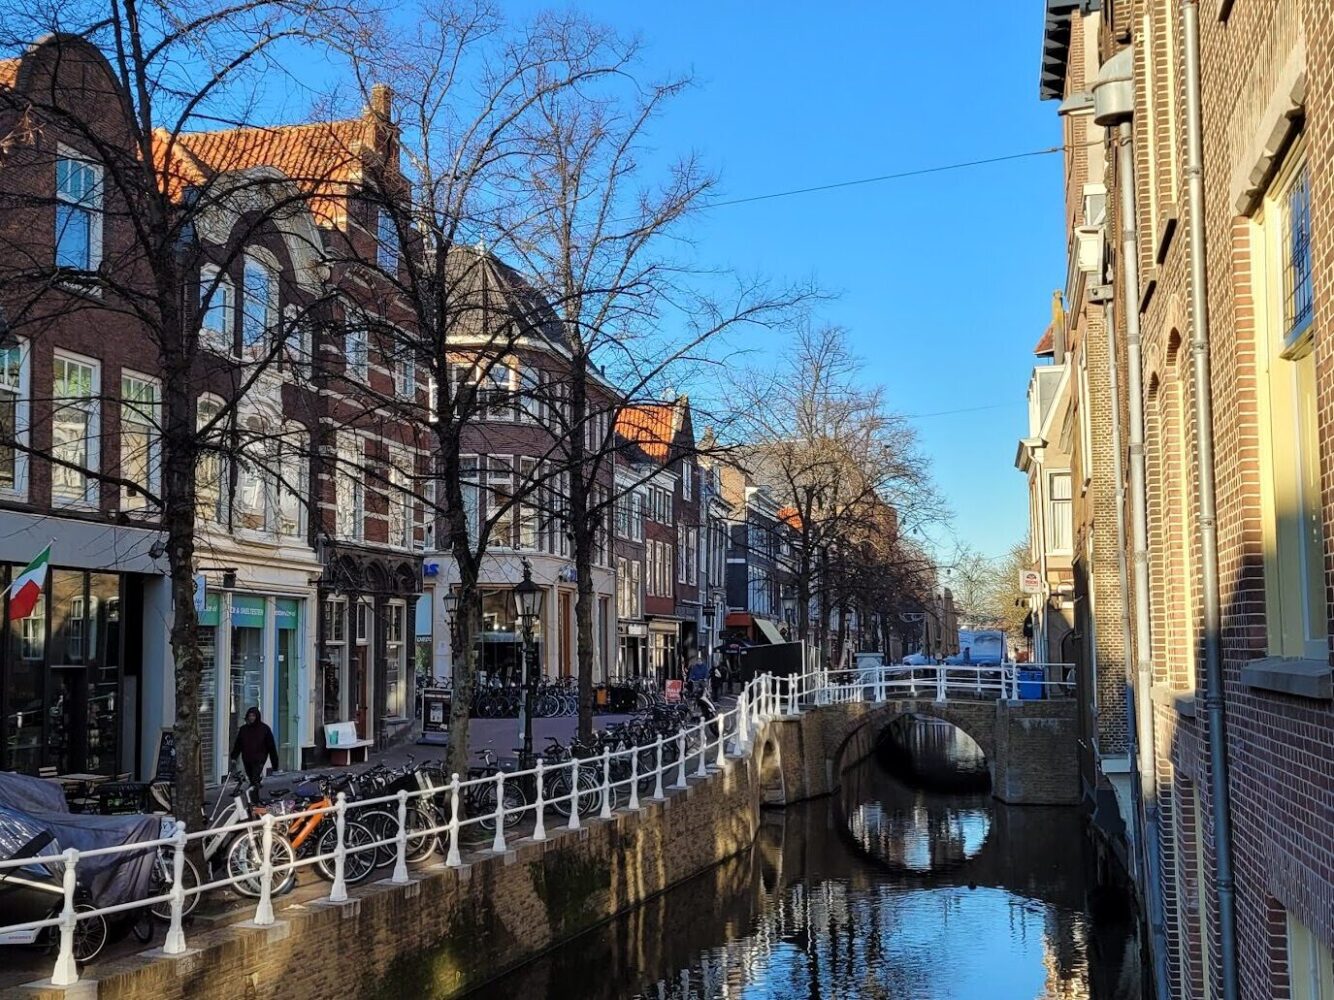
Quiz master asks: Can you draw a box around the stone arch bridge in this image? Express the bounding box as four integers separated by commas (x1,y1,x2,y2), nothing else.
754,695,1081,808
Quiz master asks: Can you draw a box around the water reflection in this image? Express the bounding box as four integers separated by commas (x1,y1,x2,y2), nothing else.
470,718,1143,1000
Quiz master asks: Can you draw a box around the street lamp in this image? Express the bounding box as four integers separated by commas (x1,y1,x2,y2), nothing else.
513,559,544,761
442,589,463,659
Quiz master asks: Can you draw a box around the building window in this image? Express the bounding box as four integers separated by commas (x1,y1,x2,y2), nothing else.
347,321,369,381
388,456,412,549
196,396,229,525
336,436,365,542
322,598,348,724
1258,145,1327,660
0,340,30,497
120,373,159,511
487,457,514,548
241,254,278,356
460,455,480,549
1046,472,1073,554
55,150,103,271
384,601,407,718
481,360,517,422
51,353,100,506
277,423,307,538
395,347,416,400
1287,911,1334,1000
682,461,692,500
1283,163,1313,346
199,264,235,352
377,210,399,273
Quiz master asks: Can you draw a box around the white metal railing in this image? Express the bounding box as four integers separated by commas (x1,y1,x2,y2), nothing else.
0,659,1073,984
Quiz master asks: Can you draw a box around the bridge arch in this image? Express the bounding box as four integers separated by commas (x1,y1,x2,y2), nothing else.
829,700,999,785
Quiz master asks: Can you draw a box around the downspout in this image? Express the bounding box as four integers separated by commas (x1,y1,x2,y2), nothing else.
1092,45,1169,1000
1181,4,1239,997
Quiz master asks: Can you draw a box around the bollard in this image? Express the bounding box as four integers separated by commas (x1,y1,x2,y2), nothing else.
534,760,547,841
445,774,462,867
673,731,688,789
628,747,641,811
716,713,727,769
600,747,613,819
490,773,507,853
329,792,348,902
567,758,581,831
738,693,750,748
254,815,275,925
652,737,665,800
163,821,188,955
50,848,79,987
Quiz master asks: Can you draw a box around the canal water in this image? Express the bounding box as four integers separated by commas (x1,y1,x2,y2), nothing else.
479,716,1145,999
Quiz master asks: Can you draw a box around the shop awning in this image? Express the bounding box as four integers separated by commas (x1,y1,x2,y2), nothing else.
754,617,786,645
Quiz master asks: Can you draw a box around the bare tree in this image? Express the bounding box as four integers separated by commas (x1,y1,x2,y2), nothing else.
501,62,810,739
0,3,370,825
730,324,943,662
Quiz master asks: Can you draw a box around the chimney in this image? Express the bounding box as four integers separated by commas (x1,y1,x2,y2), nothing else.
1050,289,1067,364
369,83,393,123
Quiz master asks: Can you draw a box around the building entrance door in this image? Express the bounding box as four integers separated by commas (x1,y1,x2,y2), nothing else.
559,591,573,678
274,598,300,769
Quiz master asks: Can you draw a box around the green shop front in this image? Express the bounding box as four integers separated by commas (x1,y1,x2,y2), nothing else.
196,590,308,780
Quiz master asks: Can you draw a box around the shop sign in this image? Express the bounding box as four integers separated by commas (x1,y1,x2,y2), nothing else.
1019,569,1042,595
275,598,299,630
619,622,648,637
193,574,207,616
198,592,222,628
231,594,267,627
664,679,683,703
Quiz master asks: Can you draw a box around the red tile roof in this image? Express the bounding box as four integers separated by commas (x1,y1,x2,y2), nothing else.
777,506,803,531
1034,324,1054,356
615,402,680,463
0,57,19,89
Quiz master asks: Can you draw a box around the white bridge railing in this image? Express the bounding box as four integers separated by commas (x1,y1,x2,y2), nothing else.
0,660,1073,986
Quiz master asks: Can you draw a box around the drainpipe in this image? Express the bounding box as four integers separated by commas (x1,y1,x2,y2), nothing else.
1181,4,1239,997
1092,44,1169,1000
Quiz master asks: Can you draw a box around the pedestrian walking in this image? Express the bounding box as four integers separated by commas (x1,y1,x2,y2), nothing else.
709,653,726,700
230,706,279,794
687,656,709,698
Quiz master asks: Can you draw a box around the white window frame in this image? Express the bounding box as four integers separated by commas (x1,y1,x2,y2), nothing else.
196,395,229,526
55,146,103,273
377,210,399,274
241,251,279,358
347,321,369,381
336,435,365,542
682,461,692,501
199,264,235,354
388,452,412,549
0,339,31,499
120,371,160,512
276,422,308,539
1046,471,1073,555
50,351,100,507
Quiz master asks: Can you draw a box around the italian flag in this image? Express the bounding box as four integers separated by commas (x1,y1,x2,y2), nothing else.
8,545,50,621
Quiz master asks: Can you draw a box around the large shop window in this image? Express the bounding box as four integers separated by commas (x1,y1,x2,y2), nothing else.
228,596,266,748
323,598,348,725
384,601,407,719
2,567,123,775
650,630,678,682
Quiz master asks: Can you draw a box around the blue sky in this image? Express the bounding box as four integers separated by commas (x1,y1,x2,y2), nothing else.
509,1,1066,560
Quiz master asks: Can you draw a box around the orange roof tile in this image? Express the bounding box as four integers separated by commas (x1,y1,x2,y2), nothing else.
0,57,19,89
615,402,679,463
777,506,803,531
1034,324,1054,356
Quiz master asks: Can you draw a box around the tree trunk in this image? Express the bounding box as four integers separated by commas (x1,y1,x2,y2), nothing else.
818,545,832,667
444,577,478,782
573,539,596,742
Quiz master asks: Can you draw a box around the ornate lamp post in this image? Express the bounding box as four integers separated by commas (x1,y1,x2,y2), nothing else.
513,559,544,761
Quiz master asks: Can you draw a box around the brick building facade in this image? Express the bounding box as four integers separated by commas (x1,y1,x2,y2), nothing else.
1035,2,1334,997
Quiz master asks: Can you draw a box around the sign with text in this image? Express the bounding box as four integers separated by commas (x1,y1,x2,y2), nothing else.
664,680,684,703
1019,570,1042,595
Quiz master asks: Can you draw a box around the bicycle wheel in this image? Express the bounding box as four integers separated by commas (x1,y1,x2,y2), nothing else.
315,820,377,885
71,905,107,963
360,809,398,867
474,781,528,832
226,830,297,898
148,854,201,921
551,765,602,818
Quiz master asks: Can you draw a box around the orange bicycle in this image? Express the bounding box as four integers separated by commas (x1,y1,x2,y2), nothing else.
255,774,377,885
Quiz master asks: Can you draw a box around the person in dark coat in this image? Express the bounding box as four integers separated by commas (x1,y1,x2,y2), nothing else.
230,706,278,794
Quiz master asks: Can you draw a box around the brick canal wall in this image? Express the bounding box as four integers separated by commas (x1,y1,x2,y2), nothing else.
19,700,1078,999
25,733,776,1000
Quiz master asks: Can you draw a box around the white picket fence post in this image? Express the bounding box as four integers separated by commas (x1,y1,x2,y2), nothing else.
533,760,547,841
786,675,799,716
329,792,348,902
600,747,613,820
163,821,189,955
445,774,462,867
715,713,727,768
490,773,507,853
696,718,710,779
392,789,410,883
50,848,80,987
254,815,275,925
628,747,641,811
935,665,946,703
567,758,581,830
652,738,665,800
673,731,688,789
